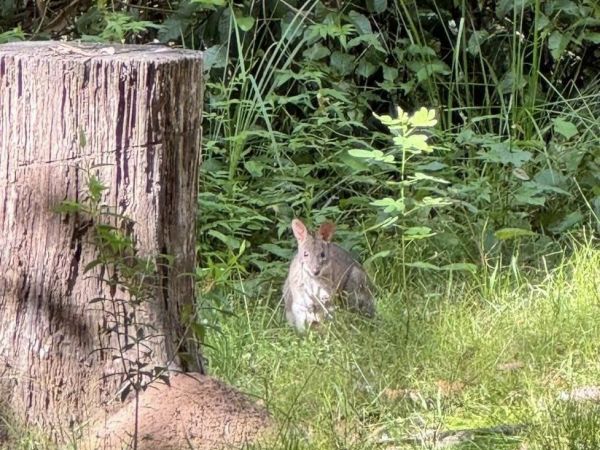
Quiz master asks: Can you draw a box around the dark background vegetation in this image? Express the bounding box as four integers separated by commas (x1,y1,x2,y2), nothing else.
2,0,599,304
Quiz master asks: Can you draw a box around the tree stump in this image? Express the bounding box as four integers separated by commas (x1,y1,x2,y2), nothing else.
0,42,272,448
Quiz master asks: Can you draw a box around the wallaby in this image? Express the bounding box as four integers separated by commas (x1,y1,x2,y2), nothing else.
283,218,375,331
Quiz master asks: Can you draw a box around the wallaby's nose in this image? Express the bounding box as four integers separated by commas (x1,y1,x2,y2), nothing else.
313,268,320,276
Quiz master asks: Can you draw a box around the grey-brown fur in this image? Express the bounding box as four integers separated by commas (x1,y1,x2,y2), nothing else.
283,219,375,331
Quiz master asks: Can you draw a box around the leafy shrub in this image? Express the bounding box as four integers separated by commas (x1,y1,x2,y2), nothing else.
1,0,598,292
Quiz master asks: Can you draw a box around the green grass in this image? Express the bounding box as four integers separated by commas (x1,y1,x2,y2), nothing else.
2,239,597,450
205,238,600,449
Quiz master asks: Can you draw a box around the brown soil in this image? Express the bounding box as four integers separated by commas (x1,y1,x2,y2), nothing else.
86,372,273,450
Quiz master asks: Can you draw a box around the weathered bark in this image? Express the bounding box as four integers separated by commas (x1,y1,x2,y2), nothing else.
0,41,203,438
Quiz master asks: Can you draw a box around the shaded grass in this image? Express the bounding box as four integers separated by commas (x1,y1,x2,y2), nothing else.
205,239,600,449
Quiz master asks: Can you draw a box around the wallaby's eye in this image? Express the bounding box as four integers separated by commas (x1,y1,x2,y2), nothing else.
320,251,325,258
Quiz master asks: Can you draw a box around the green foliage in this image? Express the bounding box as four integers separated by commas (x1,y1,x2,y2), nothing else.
56,166,169,363
196,0,598,296
0,26,24,43
533,402,600,450
74,7,163,43
1,0,597,313
352,107,449,230
54,166,176,445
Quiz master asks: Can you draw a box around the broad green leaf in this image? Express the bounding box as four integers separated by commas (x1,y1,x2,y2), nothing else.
413,61,451,83
259,243,292,259
397,80,416,95
407,44,437,57
202,45,227,70
235,13,255,31
319,88,353,103
0,27,25,44
338,151,371,172
582,32,600,44
374,108,409,127
275,93,311,106
347,149,375,159
548,211,584,233
405,261,440,270
533,169,567,194
347,11,372,34
403,226,434,240
496,0,529,18
533,168,567,189
497,72,528,95
348,33,386,52
515,194,546,206
494,228,537,240
281,12,306,42
364,250,391,265
410,107,437,127
371,197,405,213
553,118,578,139
218,8,232,43
348,149,394,163
411,172,450,184
357,59,377,78
244,160,265,177
545,0,578,16
480,141,532,167
532,182,570,197
440,263,478,273
548,30,570,60
158,16,187,42
330,51,355,76
395,134,431,153
367,0,387,14
273,70,294,88
467,30,489,56
514,183,546,206
535,13,550,31
416,161,447,171
208,230,241,249
419,196,453,207
303,43,330,60
369,216,399,230
382,64,398,81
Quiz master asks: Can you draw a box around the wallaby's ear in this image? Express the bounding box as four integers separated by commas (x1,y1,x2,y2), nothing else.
317,222,336,242
291,219,308,243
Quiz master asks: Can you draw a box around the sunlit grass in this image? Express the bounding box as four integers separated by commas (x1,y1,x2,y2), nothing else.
206,238,600,449
2,239,598,449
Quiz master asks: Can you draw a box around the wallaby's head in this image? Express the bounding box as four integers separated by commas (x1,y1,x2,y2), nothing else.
291,219,336,278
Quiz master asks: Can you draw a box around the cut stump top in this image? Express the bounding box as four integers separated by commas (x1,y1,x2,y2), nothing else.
0,41,203,63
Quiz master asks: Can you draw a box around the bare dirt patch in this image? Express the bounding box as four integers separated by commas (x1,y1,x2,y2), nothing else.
87,372,273,450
